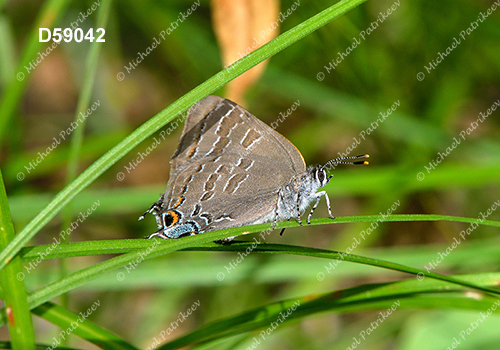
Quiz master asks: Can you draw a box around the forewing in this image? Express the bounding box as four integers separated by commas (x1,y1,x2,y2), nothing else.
171,96,305,179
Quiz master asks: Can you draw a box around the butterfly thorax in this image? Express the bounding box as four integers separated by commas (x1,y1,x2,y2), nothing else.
275,166,330,221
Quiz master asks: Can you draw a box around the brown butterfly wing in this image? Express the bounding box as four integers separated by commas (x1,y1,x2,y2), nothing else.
163,96,306,232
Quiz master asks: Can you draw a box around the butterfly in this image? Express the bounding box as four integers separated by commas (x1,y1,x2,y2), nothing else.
140,96,368,239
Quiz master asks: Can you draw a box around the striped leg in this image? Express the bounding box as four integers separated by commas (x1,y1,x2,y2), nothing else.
296,191,303,226
273,189,284,230
307,191,335,225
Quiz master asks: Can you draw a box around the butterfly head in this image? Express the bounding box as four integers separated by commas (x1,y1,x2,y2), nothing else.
313,166,332,188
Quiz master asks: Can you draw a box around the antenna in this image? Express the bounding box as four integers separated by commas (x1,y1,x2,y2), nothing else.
322,154,369,169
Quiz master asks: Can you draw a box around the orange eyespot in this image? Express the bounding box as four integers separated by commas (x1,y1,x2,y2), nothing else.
167,210,180,225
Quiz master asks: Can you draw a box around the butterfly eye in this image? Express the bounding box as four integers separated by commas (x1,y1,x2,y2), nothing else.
317,168,325,184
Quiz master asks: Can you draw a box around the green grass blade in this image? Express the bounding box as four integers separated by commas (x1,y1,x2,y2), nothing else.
65,0,113,184
3,131,128,184
56,0,114,318
0,0,71,143
207,242,500,295
0,171,35,350
0,14,16,85
17,238,500,292
15,214,500,263
19,236,500,317
158,273,500,349
1,215,499,327
0,0,368,272
32,301,139,350
0,342,78,350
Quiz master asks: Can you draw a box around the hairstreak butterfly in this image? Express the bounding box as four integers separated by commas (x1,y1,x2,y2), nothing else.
140,95,368,239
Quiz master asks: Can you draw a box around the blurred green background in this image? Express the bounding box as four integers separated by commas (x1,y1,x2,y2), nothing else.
1,0,500,349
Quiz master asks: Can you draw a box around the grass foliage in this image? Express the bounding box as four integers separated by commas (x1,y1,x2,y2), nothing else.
1,0,499,349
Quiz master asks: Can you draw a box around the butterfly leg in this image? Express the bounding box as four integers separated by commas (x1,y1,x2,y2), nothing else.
145,230,168,239
273,188,284,230
307,191,335,225
296,192,303,226
146,230,195,239
323,191,335,219
139,194,165,221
